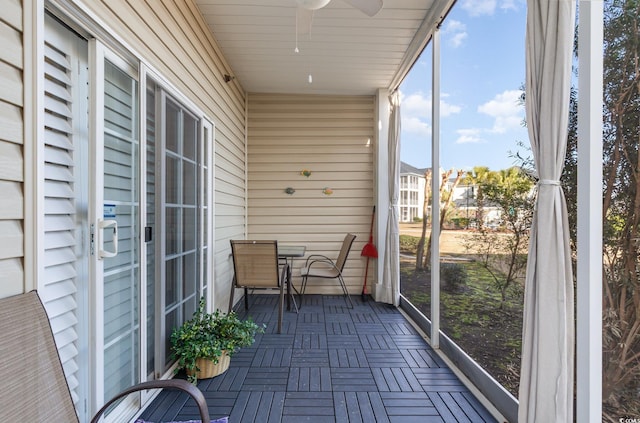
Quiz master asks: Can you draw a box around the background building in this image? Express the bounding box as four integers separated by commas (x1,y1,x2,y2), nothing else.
399,162,428,222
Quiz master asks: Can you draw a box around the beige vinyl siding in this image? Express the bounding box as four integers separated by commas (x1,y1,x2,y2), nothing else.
0,0,24,298
247,93,375,295
78,0,247,310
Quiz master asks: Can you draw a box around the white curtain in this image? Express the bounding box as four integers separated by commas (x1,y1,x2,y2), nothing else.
519,1,576,422
380,91,401,306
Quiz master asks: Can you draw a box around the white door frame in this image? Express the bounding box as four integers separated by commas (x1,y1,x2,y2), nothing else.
89,39,144,421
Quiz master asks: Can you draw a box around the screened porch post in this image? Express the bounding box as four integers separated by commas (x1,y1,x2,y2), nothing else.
576,0,603,421
430,26,441,349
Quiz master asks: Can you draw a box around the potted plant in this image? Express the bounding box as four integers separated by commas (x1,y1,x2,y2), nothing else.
170,296,265,383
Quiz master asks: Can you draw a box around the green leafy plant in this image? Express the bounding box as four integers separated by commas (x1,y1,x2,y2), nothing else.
170,296,265,383
440,262,468,292
399,234,419,254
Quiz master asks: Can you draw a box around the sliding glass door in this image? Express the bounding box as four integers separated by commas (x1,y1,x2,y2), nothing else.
101,58,141,403
146,79,213,377
42,14,213,421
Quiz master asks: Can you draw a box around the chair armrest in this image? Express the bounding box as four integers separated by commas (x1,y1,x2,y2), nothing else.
304,254,332,267
306,258,340,273
90,379,210,423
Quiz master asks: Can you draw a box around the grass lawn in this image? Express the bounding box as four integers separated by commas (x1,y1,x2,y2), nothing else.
400,234,524,396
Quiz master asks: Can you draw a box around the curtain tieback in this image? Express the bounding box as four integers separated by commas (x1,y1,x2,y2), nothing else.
538,179,560,186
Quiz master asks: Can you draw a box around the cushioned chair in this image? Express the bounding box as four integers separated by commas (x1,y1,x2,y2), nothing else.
300,233,356,308
0,290,215,423
229,240,289,334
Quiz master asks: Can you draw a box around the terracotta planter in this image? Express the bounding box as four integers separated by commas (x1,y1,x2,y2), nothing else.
187,351,231,379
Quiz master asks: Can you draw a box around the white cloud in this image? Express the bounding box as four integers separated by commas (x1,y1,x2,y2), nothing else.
456,128,484,144
477,89,524,133
490,115,523,134
401,92,432,138
441,98,462,117
402,91,462,119
442,20,468,48
402,92,431,119
400,91,463,139
460,0,498,16
444,20,466,33
460,0,520,16
453,90,524,143
403,116,432,138
449,32,468,48
500,0,518,11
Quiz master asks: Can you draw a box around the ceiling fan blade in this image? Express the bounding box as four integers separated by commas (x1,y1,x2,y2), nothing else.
296,7,314,35
342,0,383,17
296,0,332,11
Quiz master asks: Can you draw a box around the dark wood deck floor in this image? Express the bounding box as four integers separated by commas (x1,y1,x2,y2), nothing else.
140,295,497,423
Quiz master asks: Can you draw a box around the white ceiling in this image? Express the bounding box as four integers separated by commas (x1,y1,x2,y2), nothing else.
194,0,451,95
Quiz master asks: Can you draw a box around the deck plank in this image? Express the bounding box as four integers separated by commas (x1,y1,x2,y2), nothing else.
139,295,498,423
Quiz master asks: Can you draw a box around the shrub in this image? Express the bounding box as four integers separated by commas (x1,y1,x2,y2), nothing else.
450,217,470,229
399,234,419,254
440,262,468,292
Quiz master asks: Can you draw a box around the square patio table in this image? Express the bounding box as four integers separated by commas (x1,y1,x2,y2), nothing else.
278,245,306,312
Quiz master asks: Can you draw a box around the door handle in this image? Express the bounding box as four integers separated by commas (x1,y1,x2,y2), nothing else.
98,219,118,259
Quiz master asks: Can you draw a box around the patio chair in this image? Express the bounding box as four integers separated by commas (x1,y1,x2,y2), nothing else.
300,233,356,308
229,240,289,333
0,290,214,423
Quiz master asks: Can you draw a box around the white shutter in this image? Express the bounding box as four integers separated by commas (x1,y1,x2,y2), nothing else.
42,15,89,409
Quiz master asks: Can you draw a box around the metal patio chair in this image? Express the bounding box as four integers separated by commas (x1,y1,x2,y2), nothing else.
229,240,289,334
0,290,213,423
300,233,356,308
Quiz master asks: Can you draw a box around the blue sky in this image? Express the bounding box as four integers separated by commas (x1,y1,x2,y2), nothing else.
399,0,529,172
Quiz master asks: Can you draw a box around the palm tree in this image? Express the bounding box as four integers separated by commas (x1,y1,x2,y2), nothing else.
462,166,493,230
479,166,534,304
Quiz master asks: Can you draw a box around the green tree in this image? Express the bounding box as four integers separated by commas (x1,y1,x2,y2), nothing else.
462,166,494,230
415,169,432,271
421,169,464,269
467,167,534,305
598,0,640,415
